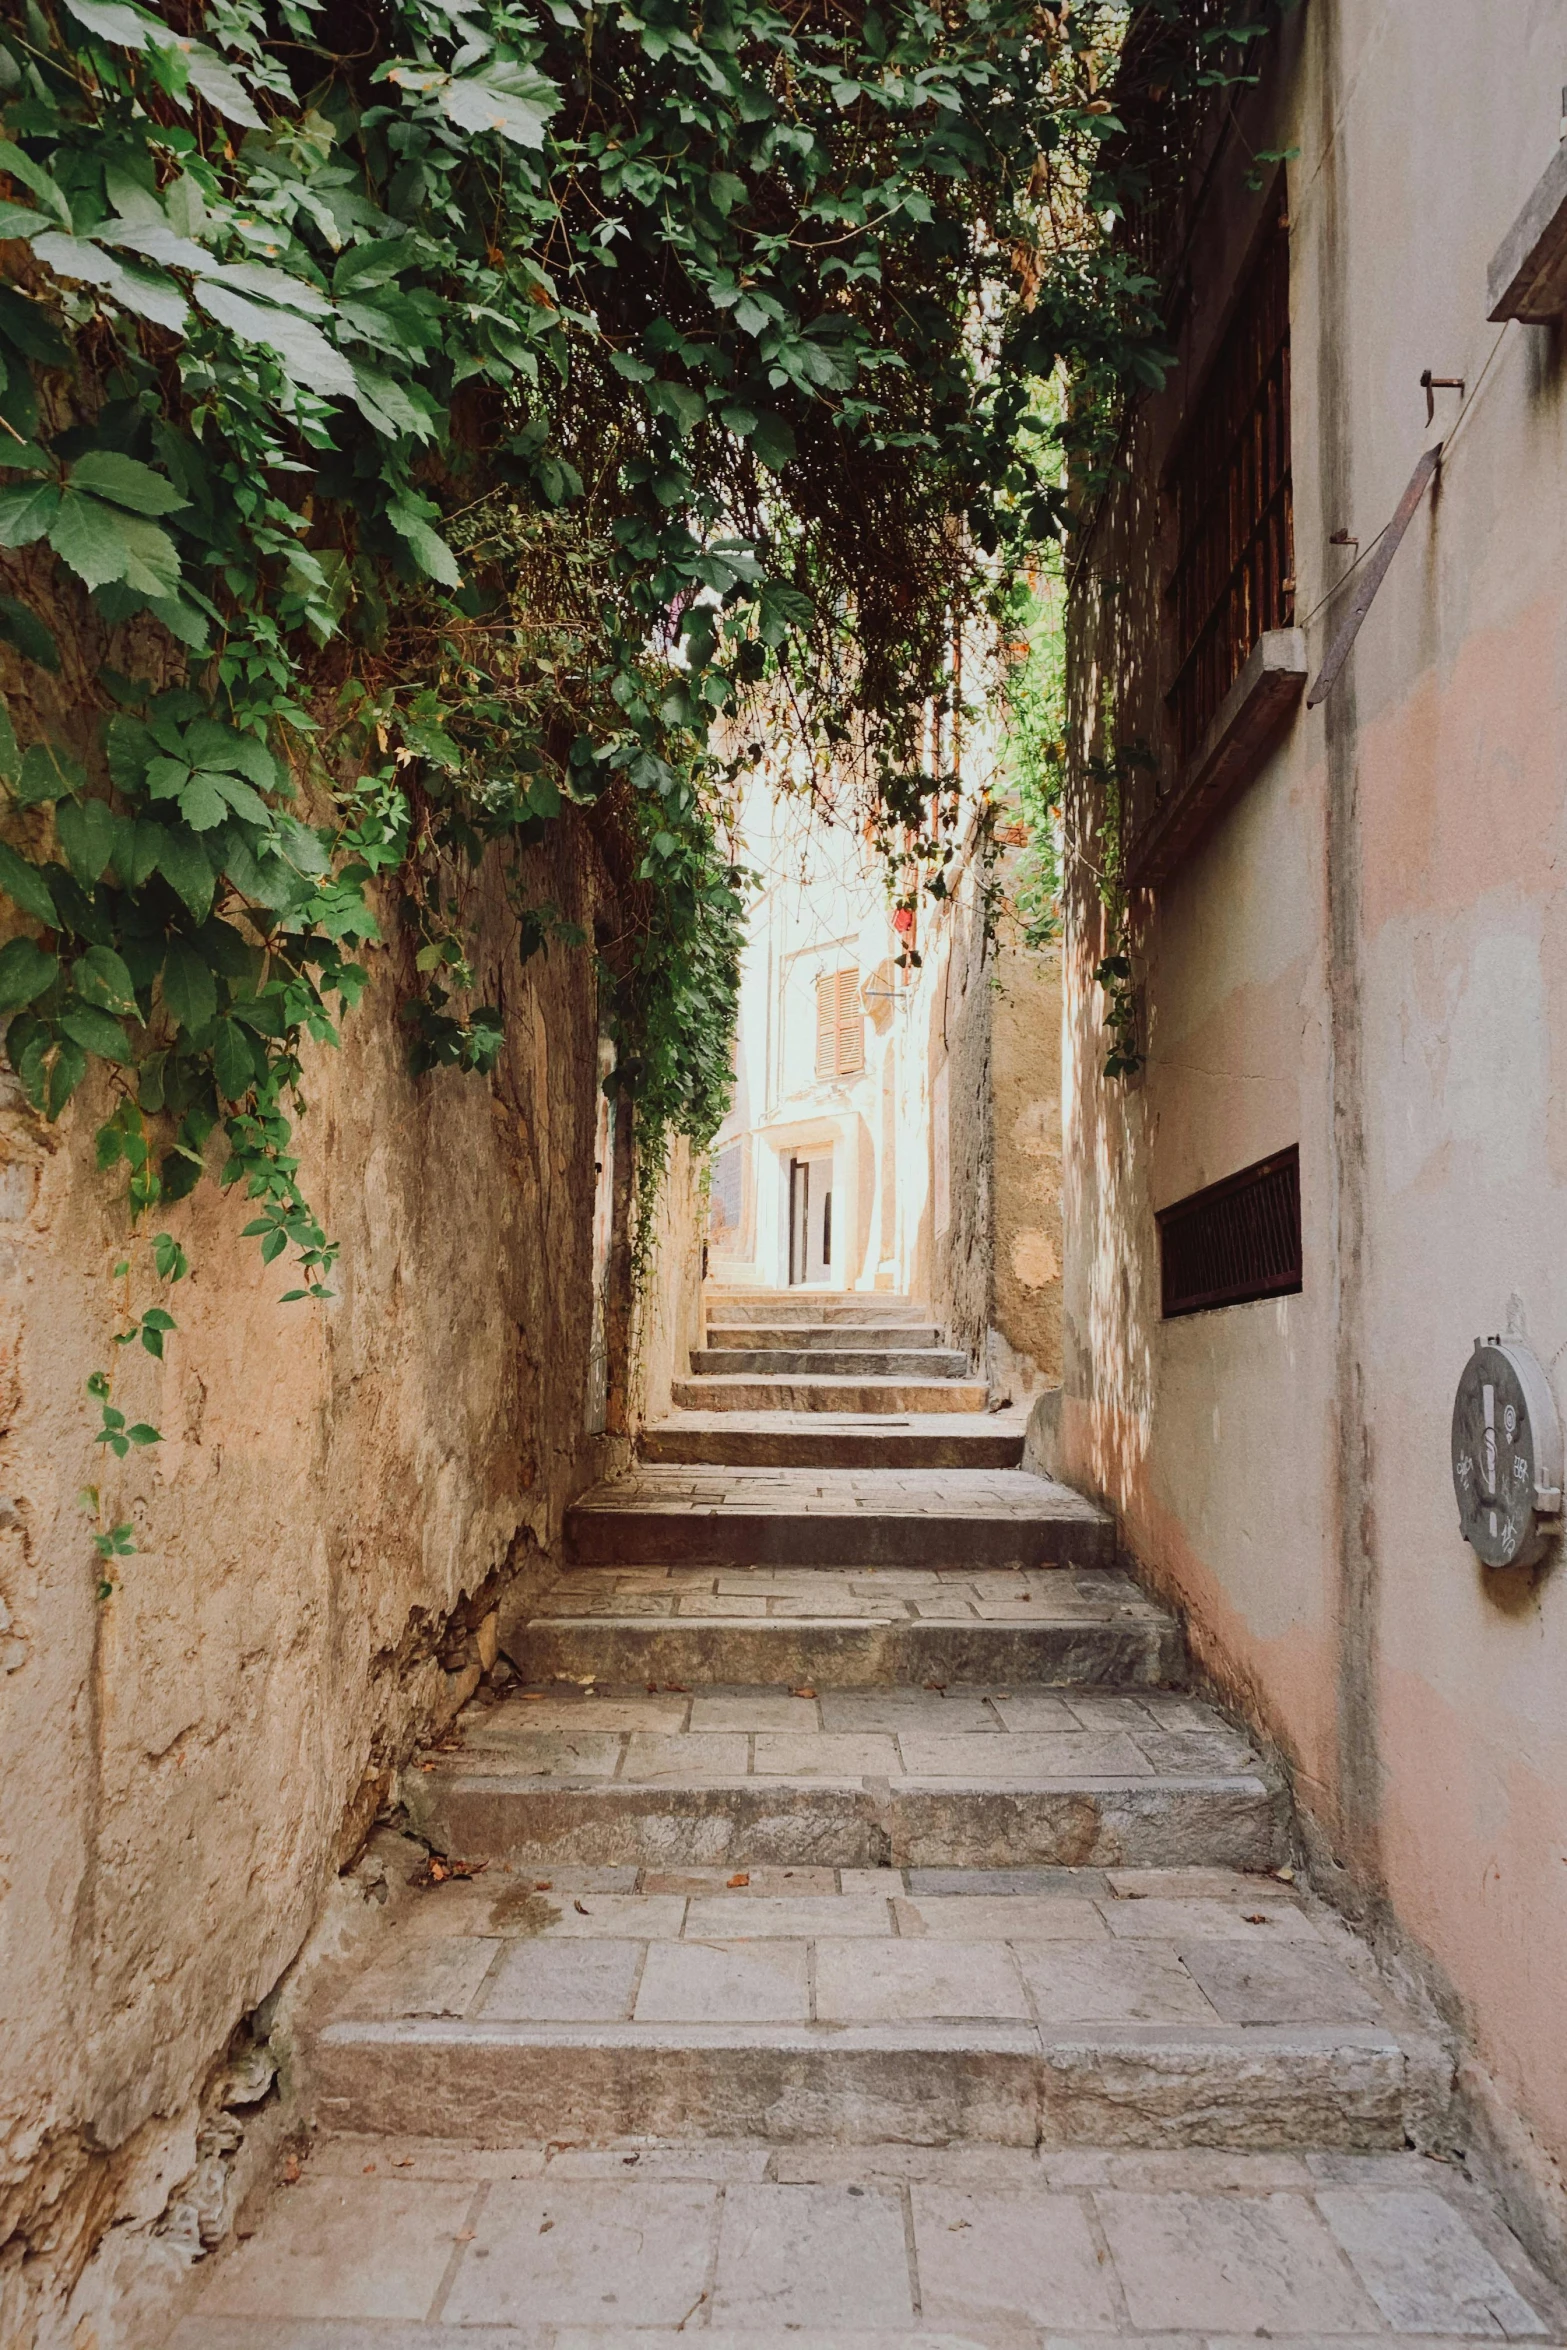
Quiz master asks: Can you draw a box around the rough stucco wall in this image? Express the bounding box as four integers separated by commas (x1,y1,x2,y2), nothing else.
989,900,1063,1398
929,862,991,1367
1061,0,1567,2271
0,816,692,2350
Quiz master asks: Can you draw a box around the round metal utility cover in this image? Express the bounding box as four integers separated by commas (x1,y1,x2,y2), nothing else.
1451,1338,1563,1569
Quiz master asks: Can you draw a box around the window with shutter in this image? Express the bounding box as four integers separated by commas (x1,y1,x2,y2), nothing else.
814,968,865,1078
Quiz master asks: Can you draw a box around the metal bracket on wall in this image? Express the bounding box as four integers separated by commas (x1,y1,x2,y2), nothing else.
1305,443,1442,709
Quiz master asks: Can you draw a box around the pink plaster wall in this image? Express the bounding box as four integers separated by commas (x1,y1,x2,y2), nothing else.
1060,0,1567,2263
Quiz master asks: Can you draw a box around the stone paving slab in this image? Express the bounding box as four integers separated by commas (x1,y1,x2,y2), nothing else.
174,2143,1565,2346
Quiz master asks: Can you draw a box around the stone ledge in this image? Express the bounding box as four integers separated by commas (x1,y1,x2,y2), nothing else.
1129,628,1306,890
1488,137,1567,321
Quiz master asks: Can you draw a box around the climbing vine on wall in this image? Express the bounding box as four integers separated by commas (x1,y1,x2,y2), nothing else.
0,0,1275,1307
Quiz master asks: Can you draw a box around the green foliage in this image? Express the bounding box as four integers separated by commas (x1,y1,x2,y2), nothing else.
0,0,1270,1307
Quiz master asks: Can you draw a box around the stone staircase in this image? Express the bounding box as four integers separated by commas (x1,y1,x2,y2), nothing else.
673,1287,991,1416
174,1287,1567,2346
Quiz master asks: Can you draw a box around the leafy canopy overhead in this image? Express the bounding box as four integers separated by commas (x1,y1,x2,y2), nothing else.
0,0,1261,1290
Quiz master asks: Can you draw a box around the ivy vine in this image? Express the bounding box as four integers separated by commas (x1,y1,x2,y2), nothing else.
0,0,1273,1313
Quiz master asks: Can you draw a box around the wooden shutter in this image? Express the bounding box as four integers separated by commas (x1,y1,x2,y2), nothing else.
815,974,837,1077
815,968,865,1077
835,969,864,1074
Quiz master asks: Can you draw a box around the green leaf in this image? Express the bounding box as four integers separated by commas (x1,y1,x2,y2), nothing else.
0,287,70,368
0,595,58,670
161,938,217,1032
111,813,164,889
45,1034,87,1117
58,1000,132,1061
178,772,228,830
213,1016,256,1099
260,1225,288,1264
55,795,118,884
60,0,161,47
0,840,57,924
0,481,60,547
73,943,139,1014
146,756,190,801
124,1422,162,1446
14,741,84,807
194,285,357,402
67,451,187,517
387,510,461,588
430,64,561,149
46,492,132,590
749,412,796,470
0,934,57,1012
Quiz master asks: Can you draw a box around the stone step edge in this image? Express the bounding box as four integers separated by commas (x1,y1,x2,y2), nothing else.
404,1771,1285,1870
309,2016,1450,2152
507,1618,1184,1690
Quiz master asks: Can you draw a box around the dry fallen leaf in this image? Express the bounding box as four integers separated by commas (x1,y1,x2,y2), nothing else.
1274,1865,1296,1882
455,2229,476,2243
394,2157,415,2168
535,1880,553,1892
574,1899,589,1915
280,2154,301,2186
538,2218,554,2235
727,1872,750,1888
663,1682,689,1693
523,1691,546,1702
789,1687,816,1700
1243,1913,1271,1925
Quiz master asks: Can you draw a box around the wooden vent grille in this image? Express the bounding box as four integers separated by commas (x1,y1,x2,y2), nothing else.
815,968,865,1078
1158,1145,1301,1318
1166,203,1294,763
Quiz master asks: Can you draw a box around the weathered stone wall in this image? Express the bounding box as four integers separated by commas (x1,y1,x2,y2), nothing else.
989,885,1063,1400
0,819,696,2350
928,858,992,1368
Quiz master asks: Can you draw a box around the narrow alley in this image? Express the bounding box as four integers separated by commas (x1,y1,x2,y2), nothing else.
171,1297,1565,2346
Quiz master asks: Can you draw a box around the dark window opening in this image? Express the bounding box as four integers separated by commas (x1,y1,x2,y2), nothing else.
1158,1146,1302,1317
1166,200,1294,763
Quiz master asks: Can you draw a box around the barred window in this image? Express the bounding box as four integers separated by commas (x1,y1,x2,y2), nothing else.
1166,202,1294,762
1158,1146,1302,1318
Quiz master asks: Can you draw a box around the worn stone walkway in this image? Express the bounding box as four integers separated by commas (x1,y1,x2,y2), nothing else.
176,1293,1566,2346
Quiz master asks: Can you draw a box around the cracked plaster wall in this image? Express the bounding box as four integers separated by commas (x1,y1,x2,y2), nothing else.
0,816,694,2350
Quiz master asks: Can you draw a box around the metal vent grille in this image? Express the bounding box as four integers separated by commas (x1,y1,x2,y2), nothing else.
1158,1146,1301,1318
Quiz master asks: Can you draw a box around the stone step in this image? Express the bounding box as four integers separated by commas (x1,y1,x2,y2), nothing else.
690,1346,970,1379
505,1564,1183,1689
639,1410,1027,1469
673,1375,990,1414
705,1293,927,1324
704,1323,942,1351
567,1467,1111,1569
402,1686,1284,1872
308,1868,1447,2151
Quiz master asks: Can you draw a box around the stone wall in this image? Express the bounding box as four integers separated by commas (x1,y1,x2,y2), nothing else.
989,889,1063,1401
928,857,992,1368
0,818,698,2350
